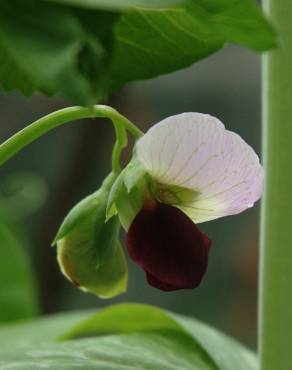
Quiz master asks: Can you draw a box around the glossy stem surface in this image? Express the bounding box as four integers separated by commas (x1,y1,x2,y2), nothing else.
260,1,292,369
0,105,143,171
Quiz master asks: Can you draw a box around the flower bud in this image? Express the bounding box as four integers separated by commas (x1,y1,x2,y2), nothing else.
54,173,127,298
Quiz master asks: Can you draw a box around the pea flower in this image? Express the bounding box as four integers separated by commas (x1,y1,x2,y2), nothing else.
114,113,263,292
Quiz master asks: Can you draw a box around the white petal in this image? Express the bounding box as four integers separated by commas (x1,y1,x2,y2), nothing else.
136,113,264,223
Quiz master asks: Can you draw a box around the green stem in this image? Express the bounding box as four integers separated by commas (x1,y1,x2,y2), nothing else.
260,1,292,369
111,121,128,173
0,105,143,172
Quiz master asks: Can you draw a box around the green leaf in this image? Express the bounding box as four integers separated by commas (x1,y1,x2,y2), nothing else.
0,304,257,370
55,173,128,298
60,303,257,370
0,172,48,220
107,5,223,92
0,310,91,350
0,1,102,104
45,0,183,10
108,0,276,92
0,333,217,370
0,0,276,104
0,222,38,323
193,0,277,51
61,303,182,338
0,173,49,323
176,315,257,370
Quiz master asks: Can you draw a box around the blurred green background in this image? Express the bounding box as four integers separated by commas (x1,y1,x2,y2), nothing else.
0,44,261,347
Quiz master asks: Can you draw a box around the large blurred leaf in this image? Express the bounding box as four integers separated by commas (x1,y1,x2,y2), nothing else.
0,173,47,323
0,310,90,350
0,0,275,104
46,0,183,10
108,0,275,92
0,172,48,220
194,0,275,50
0,222,38,323
0,332,216,370
0,1,104,104
61,303,257,370
0,304,257,370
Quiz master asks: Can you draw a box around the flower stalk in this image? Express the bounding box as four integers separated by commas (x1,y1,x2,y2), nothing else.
259,1,292,369
0,105,143,171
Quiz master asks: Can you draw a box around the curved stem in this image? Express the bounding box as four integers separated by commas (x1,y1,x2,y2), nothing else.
111,121,128,173
0,105,143,168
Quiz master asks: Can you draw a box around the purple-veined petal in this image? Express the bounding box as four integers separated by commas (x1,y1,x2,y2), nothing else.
126,201,211,291
136,113,264,223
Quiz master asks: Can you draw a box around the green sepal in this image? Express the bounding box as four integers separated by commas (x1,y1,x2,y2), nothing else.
115,182,145,231
53,173,119,264
122,157,146,192
54,172,128,298
106,174,124,221
57,240,128,298
106,158,147,230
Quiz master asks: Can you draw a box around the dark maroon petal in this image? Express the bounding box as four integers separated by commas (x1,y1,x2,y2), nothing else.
146,271,181,291
126,201,211,291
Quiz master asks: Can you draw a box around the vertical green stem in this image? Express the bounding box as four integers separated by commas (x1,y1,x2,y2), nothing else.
260,1,292,369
